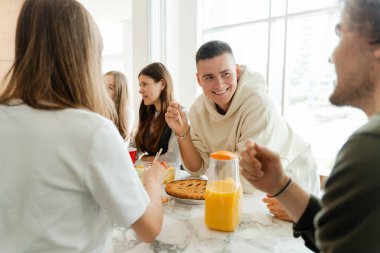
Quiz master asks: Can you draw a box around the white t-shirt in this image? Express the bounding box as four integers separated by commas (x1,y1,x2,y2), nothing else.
0,101,149,253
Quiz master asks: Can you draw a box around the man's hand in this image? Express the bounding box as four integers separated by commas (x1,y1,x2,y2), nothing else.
240,140,288,196
165,102,189,136
263,197,293,222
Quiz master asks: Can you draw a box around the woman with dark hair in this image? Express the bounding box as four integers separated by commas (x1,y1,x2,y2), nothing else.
134,62,182,167
0,0,164,252
104,70,135,142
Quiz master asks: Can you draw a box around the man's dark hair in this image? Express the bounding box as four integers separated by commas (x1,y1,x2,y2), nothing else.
345,0,380,44
195,40,234,64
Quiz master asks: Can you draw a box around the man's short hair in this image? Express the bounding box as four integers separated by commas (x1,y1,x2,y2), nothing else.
345,0,380,44
195,40,234,64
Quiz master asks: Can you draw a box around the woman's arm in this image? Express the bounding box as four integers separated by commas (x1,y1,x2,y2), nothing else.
86,124,165,243
131,162,165,243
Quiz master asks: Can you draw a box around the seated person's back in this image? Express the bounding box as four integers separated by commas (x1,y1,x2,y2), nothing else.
0,1,164,251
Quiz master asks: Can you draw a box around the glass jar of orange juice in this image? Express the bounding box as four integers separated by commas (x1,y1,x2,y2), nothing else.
205,151,242,232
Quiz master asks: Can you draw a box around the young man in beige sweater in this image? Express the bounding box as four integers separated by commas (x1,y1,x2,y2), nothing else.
165,40,319,221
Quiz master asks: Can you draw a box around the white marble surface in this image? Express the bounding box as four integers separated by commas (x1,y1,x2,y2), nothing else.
106,190,312,253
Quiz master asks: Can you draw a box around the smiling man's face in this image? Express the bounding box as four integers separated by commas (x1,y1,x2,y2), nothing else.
196,53,240,113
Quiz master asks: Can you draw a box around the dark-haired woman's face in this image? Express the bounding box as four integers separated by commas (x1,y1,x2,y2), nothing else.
138,75,165,111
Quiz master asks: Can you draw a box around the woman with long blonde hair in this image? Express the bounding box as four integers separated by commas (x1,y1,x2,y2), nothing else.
104,70,135,141
0,0,164,252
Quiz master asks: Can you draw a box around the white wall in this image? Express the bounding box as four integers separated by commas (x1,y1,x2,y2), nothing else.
131,0,199,110
132,0,150,119
178,0,200,107
165,0,180,102
166,0,199,108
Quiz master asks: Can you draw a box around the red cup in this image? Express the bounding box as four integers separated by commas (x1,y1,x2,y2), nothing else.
128,147,137,163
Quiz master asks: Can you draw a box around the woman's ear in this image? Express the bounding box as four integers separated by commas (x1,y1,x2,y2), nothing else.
160,79,166,91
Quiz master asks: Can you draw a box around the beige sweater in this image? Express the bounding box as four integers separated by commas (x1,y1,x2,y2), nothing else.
187,66,319,194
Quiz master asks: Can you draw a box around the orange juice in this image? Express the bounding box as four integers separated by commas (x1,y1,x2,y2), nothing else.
205,180,241,232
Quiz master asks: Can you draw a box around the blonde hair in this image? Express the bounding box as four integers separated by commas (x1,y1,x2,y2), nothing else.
104,71,130,140
0,0,116,120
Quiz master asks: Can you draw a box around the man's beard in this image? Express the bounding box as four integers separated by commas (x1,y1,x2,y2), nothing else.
329,75,373,108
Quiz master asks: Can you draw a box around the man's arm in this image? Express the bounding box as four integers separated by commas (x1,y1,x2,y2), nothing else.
292,195,321,253
165,102,203,172
176,127,203,172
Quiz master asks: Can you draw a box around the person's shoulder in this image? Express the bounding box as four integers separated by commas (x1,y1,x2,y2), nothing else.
335,118,380,177
353,113,380,137
238,66,267,91
340,114,380,154
191,94,204,106
66,108,112,123
236,67,269,107
189,94,206,114
61,108,117,134
348,117,380,156
326,125,380,201
239,65,265,80
237,87,273,116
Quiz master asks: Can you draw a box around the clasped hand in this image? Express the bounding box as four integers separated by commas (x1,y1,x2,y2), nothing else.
240,140,292,222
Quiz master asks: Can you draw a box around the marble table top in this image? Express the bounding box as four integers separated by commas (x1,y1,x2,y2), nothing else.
106,190,312,253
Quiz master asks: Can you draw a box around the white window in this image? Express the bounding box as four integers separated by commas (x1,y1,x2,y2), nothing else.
81,0,368,176
77,0,134,105
200,0,367,175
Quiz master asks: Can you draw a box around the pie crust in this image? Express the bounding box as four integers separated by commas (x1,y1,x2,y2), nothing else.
165,179,207,200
